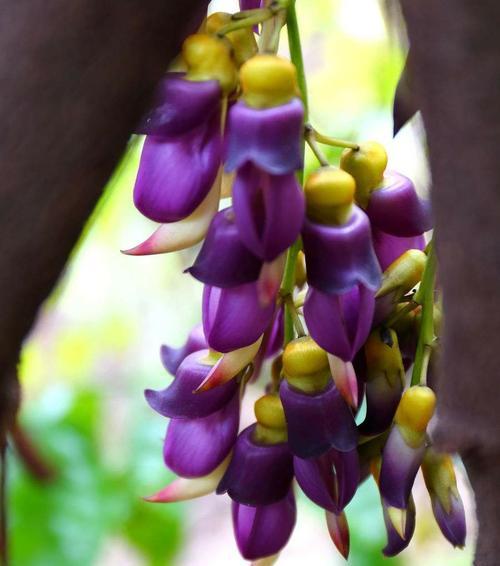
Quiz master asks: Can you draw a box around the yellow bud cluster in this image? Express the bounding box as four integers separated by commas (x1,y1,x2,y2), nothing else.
205,13,258,67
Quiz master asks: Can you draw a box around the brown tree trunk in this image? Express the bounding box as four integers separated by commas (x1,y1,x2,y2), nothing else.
401,2,500,564
0,0,206,437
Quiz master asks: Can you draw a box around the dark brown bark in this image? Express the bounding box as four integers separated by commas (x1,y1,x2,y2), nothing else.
400,2,500,564
0,0,206,436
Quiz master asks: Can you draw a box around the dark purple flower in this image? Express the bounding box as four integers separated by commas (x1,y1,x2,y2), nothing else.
225,98,304,174
187,207,262,287
367,171,432,237
160,323,207,375
294,448,359,513
136,74,221,137
134,110,222,223
203,282,275,353
431,494,466,548
382,496,416,556
379,426,426,509
279,380,357,458
304,284,375,362
232,163,305,261
239,0,262,9
217,424,293,505
163,392,239,478
372,226,425,272
232,489,296,561
263,306,284,359
358,374,403,437
145,350,238,419
302,206,381,295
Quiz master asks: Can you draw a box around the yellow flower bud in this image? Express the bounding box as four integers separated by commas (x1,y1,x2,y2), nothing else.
377,249,427,299
395,385,436,433
182,33,238,95
422,448,458,514
282,336,331,393
340,141,388,208
240,54,299,108
304,167,356,225
205,13,258,67
253,394,288,444
294,251,307,289
364,328,405,388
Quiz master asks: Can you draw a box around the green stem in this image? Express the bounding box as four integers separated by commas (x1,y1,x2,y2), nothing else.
304,127,330,167
280,0,309,346
314,130,359,151
411,241,437,386
217,7,281,36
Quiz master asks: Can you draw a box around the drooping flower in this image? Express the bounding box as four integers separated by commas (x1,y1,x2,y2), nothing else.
217,395,294,505
372,227,426,272
382,495,416,556
379,386,436,509
232,489,296,561
422,448,466,548
279,337,357,458
294,447,359,513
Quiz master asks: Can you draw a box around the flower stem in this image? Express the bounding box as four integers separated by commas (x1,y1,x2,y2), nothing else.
217,5,285,37
411,241,437,386
314,130,360,151
304,126,330,167
280,0,308,345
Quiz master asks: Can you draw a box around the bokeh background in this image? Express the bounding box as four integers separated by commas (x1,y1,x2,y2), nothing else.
9,0,474,564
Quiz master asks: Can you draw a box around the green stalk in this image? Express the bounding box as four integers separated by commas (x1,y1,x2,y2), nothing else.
410,241,437,386
280,0,309,345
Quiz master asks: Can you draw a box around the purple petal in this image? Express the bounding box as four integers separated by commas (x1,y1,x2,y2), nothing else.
187,207,262,287
382,496,416,556
163,392,239,478
203,283,275,353
232,163,305,261
372,227,425,272
432,494,466,548
232,490,296,561
367,171,432,237
133,111,222,223
136,74,221,137
279,380,357,458
145,350,238,419
225,99,304,174
264,306,284,359
358,374,403,437
239,0,262,9
302,207,381,294
304,285,375,362
160,323,207,375
379,426,426,509
217,424,293,505
294,448,359,513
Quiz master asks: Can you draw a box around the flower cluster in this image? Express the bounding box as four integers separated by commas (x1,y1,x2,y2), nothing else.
126,3,466,562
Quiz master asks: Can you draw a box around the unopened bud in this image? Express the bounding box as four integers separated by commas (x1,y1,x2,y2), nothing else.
377,249,427,299
253,394,288,444
282,336,331,393
364,328,405,388
205,13,257,67
340,141,388,208
395,385,436,436
183,33,238,94
240,54,299,108
304,167,355,225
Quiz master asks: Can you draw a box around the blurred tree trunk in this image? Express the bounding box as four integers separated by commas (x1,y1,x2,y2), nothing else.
0,0,206,438
401,2,500,564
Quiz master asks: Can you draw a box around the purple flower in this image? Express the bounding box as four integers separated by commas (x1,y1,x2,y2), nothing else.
232,490,296,561
134,75,223,223
145,350,238,419
225,98,304,174
294,448,359,513
160,323,207,375
203,282,275,353
239,0,263,9
372,226,425,272
382,496,416,556
263,306,284,359
187,207,262,287
217,424,294,505
431,494,466,548
358,374,403,437
367,171,432,237
304,284,375,362
279,380,357,458
379,425,426,509
232,163,305,261
163,392,239,478
302,206,381,295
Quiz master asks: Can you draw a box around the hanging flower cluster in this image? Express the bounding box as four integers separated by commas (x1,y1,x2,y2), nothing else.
125,2,466,562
